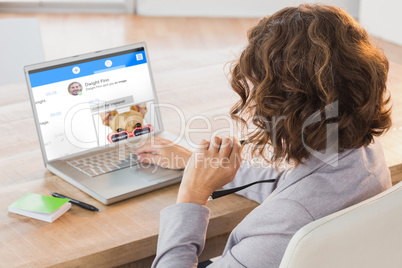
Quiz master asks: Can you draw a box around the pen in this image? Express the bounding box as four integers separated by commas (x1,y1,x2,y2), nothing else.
51,192,99,212
209,139,276,200
210,179,276,199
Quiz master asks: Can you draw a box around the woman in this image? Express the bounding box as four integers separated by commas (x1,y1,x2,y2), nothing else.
135,4,392,267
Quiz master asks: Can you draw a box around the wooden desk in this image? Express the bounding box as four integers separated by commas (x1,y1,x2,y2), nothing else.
0,14,401,267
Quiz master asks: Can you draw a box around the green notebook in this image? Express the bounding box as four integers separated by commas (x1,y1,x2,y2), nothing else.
8,193,71,223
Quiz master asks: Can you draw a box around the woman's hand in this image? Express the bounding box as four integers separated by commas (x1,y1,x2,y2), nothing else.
135,137,192,170
177,136,242,206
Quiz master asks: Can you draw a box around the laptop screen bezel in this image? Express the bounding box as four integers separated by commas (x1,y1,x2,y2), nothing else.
24,42,164,165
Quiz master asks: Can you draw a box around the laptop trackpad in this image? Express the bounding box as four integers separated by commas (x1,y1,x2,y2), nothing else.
129,164,183,182
80,164,182,199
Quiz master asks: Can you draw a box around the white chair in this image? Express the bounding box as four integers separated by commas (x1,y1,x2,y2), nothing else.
279,181,402,268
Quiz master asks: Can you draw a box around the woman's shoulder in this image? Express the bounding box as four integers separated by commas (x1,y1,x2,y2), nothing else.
271,139,392,220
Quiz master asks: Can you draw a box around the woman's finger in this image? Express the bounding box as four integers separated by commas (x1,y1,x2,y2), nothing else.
229,136,242,168
197,139,210,152
209,136,222,154
219,137,233,157
137,153,166,168
135,137,173,154
135,143,159,155
152,137,171,145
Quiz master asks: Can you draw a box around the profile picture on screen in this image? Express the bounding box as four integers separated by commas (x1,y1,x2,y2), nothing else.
68,82,83,96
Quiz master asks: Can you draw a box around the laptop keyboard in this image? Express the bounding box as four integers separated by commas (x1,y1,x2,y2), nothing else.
66,145,139,177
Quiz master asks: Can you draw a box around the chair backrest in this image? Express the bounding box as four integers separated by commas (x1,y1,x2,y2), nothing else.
279,181,402,268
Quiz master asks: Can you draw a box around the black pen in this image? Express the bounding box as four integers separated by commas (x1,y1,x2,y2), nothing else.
51,192,99,212
209,138,277,200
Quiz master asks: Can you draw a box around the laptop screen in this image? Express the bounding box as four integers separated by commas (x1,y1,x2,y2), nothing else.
27,46,161,162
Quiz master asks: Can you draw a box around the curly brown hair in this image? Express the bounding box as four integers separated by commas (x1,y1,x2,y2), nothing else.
230,4,391,166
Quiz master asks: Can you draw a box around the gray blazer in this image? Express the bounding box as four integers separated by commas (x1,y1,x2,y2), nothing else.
152,139,391,267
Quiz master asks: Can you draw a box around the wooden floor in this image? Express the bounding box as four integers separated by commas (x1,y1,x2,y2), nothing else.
0,13,401,267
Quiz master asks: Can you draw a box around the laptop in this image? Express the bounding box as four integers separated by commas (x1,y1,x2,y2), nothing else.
24,42,185,205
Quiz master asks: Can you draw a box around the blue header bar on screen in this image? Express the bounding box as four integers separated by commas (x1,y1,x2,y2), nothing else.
29,51,146,87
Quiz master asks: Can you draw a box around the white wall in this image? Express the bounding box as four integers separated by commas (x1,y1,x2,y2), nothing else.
0,18,44,85
136,0,360,18
0,0,134,14
359,0,402,46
